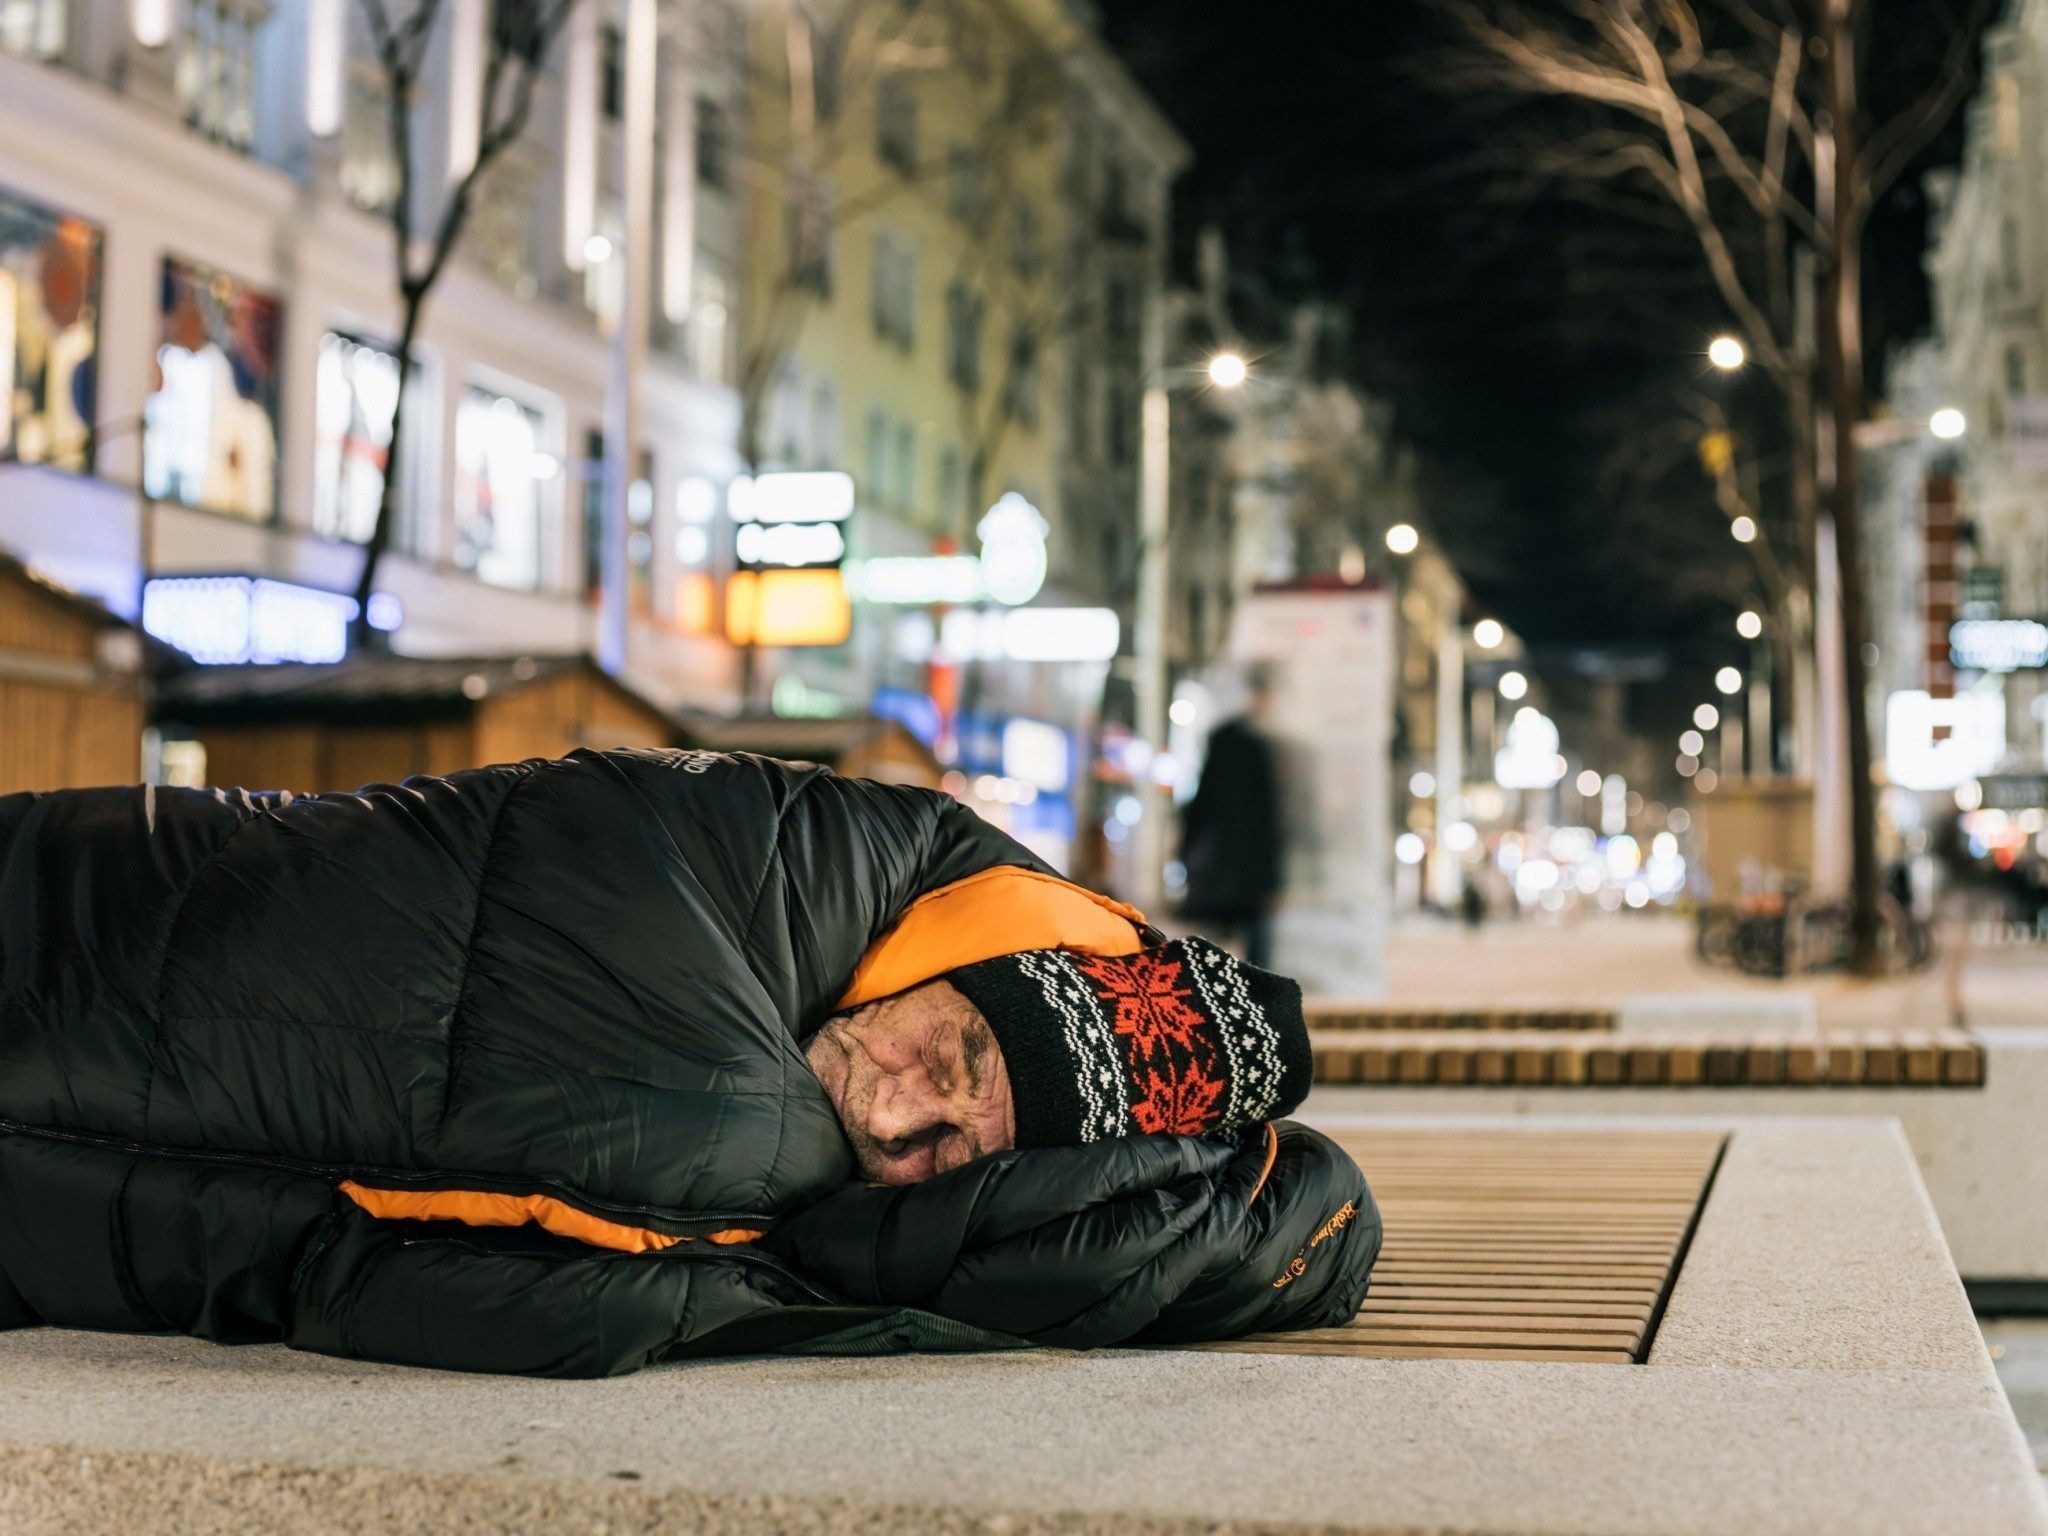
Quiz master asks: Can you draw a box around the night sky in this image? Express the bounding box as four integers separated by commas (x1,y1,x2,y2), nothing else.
1095,0,1992,724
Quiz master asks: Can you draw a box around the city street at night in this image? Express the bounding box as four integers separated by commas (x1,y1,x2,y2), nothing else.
3,1,2048,1532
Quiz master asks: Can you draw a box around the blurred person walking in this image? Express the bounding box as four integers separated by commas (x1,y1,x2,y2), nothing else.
1179,672,1285,969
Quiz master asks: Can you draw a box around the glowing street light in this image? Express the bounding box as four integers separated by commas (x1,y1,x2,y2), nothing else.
1499,669,1529,700
1693,702,1720,730
1930,406,1967,441
1575,769,1602,797
1730,515,1758,544
1679,729,1705,757
1385,522,1420,556
1206,351,1249,390
1473,617,1505,650
1736,609,1763,639
1707,335,1746,371
583,233,614,264
1715,666,1742,695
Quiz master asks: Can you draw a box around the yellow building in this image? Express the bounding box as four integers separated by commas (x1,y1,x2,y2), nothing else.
735,0,1184,689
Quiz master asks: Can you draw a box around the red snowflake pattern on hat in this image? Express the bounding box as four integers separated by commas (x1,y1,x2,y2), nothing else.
1076,950,1229,1135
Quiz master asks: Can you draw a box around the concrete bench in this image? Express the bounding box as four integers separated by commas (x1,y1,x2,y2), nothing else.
1,1118,2041,1535
1311,1027,1987,1089
1309,1027,2048,1289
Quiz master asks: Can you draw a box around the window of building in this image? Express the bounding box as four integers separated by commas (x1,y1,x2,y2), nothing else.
453,385,549,591
1104,276,1136,346
893,421,917,515
811,378,840,468
946,279,982,391
143,255,281,521
341,64,400,216
687,262,732,382
0,0,65,59
1105,377,1134,466
870,227,915,349
2003,216,2024,295
312,332,401,545
177,0,267,152
937,445,961,527
1007,327,1040,427
864,407,889,503
581,427,606,596
877,74,917,173
469,146,537,294
0,184,100,472
947,144,986,227
696,95,729,189
1067,355,1092,459
600,23,624,121
786,179,833,295
1011,200,1041,277
2007,343,2028,396
773,361,806,467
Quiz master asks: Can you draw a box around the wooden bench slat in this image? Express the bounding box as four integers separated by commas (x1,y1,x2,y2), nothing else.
1193,1127,1722,1365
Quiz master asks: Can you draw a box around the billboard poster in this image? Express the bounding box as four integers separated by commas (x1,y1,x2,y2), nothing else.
0,184,100,471
1229,583,1396,997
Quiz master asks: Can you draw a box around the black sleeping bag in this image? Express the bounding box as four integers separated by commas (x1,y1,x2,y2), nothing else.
0,748,1377,1375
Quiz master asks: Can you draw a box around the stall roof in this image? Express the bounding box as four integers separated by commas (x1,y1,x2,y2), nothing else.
156,653,667,728
676,712,935,768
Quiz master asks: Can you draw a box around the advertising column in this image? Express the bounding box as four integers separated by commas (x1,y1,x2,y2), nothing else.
1230,582,1395,998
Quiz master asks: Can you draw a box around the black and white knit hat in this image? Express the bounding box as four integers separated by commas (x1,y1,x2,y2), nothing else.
946,937,1311,1149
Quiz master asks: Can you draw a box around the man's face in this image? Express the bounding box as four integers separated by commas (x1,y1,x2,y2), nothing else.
805,981,1015,1185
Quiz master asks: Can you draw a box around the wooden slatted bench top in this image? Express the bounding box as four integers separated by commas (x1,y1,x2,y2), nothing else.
1306,1006,1618,1032
1311,1028,1985,1088
1196,1127,1725,1364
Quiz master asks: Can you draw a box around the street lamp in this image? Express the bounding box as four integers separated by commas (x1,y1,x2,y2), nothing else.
1929,406,1966,441
1131,350,1250,906
1473,617,1504,650
1385,522,1420,556
1736,609,1763,640
1715,666,1742,695
1707,335,1747,371
1730,515,1758,544
1693,702,1720,730
1206,351,1249,390
1499,670,1528,700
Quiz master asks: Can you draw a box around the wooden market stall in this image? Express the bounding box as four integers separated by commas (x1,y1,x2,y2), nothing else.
675,713,942,788
155,653,677,793
0,551,147,793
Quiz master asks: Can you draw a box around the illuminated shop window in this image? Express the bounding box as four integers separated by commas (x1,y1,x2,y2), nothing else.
453,385,548,591
143,256,281,520
311,331,399,545
0,184,99,471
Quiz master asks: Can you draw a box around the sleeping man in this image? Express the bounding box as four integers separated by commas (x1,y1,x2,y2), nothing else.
0,748,1378,1376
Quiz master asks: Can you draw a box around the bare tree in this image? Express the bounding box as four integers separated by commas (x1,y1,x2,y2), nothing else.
349,0,583,639
1436,0,1989,973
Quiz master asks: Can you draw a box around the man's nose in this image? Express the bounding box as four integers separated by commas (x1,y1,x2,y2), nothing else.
868,1072,936,1145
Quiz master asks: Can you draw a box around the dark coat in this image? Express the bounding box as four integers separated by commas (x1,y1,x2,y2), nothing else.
0,749,1376,1375
1180,717,1284,919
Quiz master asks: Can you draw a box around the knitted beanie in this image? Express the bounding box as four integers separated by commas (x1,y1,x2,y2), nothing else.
946,937,1311,1149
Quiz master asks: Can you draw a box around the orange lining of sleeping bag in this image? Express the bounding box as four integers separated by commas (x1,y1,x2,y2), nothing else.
836,865,1147,1009
337,1181,763,1254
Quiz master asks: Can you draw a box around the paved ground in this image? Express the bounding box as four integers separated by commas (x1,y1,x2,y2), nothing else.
1381,913,2048,1033
1988,1320,2048,1489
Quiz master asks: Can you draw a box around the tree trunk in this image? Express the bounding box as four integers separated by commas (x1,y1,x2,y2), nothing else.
1820,0,1883,975
350,299,423,649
